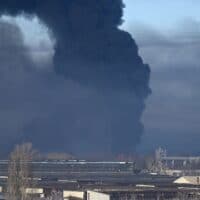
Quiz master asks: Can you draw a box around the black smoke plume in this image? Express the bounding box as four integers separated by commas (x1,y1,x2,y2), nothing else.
0,0,151,157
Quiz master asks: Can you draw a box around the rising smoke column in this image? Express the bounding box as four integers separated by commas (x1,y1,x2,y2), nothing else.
0,0,151,156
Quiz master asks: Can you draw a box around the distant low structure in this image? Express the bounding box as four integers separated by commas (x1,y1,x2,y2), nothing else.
174,176,200,186
26,188,44,198
56,190,110,200
155,148,200,176
86,191,110,200
0,160,135,178
63,191,84,200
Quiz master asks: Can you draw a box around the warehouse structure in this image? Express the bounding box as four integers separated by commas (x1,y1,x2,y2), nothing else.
0,160,200,199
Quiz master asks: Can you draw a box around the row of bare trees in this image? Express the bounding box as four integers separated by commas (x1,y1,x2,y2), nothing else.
5,143,64,200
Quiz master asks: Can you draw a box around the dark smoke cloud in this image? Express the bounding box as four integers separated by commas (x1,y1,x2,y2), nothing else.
0,0,150,157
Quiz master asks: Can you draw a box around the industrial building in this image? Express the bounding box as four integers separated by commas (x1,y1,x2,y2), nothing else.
155,148,200,176
0,160,200,199
0,160,135,178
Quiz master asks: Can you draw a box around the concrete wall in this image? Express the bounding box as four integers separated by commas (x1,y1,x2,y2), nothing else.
63,191,84,199
87,191,110,200
63,190,110,200
26,188,44,194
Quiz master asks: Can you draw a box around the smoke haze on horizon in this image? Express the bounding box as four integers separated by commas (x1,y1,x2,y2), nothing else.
126,20,200,155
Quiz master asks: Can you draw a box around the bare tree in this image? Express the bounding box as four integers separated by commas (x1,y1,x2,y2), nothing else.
46,190,63,200
6,143,37,200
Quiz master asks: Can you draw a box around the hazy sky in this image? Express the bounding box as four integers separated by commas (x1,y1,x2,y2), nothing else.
123,0,200,155
123,0,200,29
2,0,200,155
